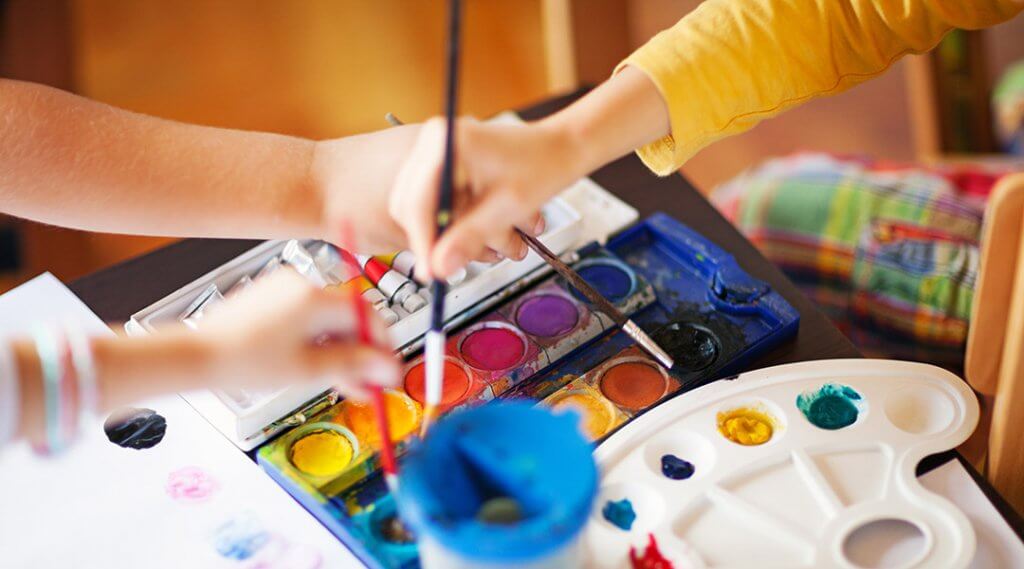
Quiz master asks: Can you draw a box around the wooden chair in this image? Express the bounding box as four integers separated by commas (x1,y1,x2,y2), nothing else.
964,171,1024,513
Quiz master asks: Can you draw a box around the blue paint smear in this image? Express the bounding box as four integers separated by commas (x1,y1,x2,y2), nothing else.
212,515,270,561
796,383,862,430
602,498,636,531
574,264,633,303
660,454,695,480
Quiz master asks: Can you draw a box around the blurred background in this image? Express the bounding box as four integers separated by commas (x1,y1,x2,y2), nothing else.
1,0,1022,291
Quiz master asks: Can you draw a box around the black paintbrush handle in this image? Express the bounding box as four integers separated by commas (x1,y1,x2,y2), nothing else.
431,0,462,333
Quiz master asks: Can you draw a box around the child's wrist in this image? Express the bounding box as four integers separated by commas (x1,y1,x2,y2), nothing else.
535,116,595,183
302,139,331,241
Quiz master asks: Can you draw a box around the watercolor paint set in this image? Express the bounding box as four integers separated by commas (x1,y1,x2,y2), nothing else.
585,359,979,568
128,177,639,448
258,245,659,499
249,213,799,568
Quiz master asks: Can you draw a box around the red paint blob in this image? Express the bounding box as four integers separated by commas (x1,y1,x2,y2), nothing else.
404,360,470,407
459,327,527,371
630,534,674,569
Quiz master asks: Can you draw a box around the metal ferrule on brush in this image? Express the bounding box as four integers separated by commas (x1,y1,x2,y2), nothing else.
624,320,675,370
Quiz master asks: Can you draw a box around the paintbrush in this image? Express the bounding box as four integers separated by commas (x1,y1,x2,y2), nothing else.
515,228,676,370
421,0,463,437
336,226,400,494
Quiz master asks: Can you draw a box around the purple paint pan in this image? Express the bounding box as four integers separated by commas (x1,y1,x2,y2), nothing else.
515,294,580,338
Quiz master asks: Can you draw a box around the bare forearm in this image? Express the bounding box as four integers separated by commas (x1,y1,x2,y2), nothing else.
0,79,417,241
539,66,670,179
13,331,213,443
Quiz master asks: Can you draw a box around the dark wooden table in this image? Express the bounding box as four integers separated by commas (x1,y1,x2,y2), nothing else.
68,90,1023,538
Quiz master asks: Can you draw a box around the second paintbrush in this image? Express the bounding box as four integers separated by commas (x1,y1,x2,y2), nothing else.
515,228,676,370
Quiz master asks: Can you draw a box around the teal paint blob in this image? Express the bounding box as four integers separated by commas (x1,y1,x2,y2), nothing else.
796,384,863,430
602,498,636,531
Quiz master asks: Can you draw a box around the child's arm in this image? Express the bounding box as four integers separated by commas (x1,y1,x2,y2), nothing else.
0,79,418,249
7,270,399,449
390,0,1024,278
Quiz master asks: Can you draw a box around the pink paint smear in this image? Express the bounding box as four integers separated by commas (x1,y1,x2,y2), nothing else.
166,466,220,503
244,535,323,569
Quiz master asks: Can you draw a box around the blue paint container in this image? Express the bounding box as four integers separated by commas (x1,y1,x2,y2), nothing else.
398,402,597,569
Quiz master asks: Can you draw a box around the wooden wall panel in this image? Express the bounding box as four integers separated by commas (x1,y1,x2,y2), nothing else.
54,0,552,276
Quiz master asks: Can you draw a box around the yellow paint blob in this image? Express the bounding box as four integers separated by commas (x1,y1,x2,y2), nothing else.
551,391,613,440
717,408,775,446
289,429,354,477
343,391,420,445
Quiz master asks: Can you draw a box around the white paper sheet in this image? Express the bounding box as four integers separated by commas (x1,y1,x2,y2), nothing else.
0,274,363,568
920,460,1024,568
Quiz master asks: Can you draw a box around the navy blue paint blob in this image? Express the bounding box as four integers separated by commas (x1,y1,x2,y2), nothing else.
572,263,633,303
103,407,167,450
796,384,862,430
660,454,696,480
602,498,636,531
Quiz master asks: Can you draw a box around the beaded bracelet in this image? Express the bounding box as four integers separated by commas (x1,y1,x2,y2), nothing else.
65,323,98,430
32,325,66,454
0,342,20,451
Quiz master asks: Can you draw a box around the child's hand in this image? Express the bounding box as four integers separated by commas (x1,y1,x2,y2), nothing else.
312,124,423,253
388,118,587,279
194,270,400,401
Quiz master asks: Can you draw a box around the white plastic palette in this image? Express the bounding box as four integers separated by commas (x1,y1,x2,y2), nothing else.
585,359,980,569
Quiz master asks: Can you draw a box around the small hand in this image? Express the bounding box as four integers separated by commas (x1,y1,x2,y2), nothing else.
388,117,587,279
312,123,423,253
196,270,400,401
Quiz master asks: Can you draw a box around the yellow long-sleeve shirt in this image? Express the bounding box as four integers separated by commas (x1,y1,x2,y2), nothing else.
621,0,1023,175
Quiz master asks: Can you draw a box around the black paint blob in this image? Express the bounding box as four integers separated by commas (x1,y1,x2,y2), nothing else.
651,322,720,373
660,454,695,480
103,407,167,450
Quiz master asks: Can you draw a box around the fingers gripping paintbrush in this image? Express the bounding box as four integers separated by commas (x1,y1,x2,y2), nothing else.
515,228,676,370
421,0,463,437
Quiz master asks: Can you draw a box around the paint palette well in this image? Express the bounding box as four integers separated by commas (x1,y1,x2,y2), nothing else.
584,359,980,569
538,346,680,441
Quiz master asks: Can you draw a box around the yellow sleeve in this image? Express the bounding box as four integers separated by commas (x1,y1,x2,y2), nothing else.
620,0,1024,175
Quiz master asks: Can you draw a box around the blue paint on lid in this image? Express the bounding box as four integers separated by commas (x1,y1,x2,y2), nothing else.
601,499,636,531
397,402,597,563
